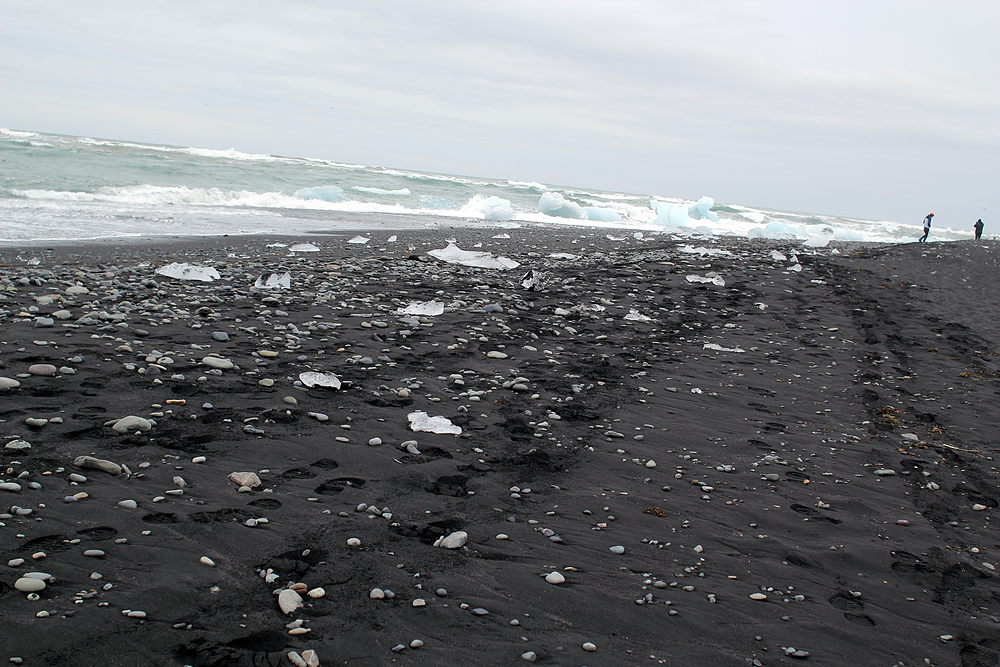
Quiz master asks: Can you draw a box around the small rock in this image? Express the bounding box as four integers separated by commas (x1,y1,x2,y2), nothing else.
200,556,216,567
229,472,261,488
437,531,468,549
544,571,565,585
609,545,625,554
14,578,46,593
118,500,138,509
278,589,304,614
74,456,121,475
582,642,597,652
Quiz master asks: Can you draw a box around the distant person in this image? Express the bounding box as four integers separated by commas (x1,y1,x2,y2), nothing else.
919,213,934,242
975,218,984,240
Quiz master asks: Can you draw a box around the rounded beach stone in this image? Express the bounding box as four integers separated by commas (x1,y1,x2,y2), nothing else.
438,531,468,549
583,642,597,651
0,377,22,389
83,549,105,558
111,416,152,433
28,364,57,376
118,499,138,509
544,571,565,584
15,577,46,593
609,545,625,554
278,589,304,614
229,472,261,488
201,356,234,370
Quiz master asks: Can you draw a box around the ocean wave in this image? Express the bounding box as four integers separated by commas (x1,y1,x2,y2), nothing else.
351,186,412,196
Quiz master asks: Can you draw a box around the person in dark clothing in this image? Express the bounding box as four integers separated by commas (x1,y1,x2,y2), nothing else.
919,213,934,242
975,218,984,240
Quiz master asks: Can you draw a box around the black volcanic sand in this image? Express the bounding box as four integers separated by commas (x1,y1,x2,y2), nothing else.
2,230,1000,667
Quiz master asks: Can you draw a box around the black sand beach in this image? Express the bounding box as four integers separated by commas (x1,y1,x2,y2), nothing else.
3,229,1000,666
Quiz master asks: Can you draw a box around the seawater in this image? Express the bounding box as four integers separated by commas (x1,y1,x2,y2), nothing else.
0,128,964,244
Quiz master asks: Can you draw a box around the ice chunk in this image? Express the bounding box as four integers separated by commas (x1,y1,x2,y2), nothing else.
624,309,653,322
686,274,725,286
266,243,288,248
347,236,370,244
475,196,514,221
295,186,346,202
771,250,787,261
298,371,342,389
253,272,291,289
547,253,579,260
420,195,459,210
427,243,519,270
408,411,462,435
387,235,397,242
688,196,721,222
652,201,690,227
288,243,320,252
538,193,586,219
789,263,802,272
804,236,830,247
681,245,732,257
704,343,745,353
584,207,621,222
156,263,221,282
521,269,547,291
401,300,445,316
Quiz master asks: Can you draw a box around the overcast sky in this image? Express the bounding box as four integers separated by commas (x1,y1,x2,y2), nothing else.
3,1,998,224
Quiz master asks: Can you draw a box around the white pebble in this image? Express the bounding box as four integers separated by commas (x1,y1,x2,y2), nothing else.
583,642,597,652
200,556,216,567
609,545,625,554
544,571,565,585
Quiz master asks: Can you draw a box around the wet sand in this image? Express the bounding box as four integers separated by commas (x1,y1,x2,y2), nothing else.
2,229,1000,666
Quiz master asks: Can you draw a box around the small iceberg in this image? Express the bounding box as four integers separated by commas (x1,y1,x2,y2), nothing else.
253,272,291,289
299,371,342,389
408,411,462,435
288,243,320,252
427,243,519,270
538,192,586,219
401,300,445,316
156,263,221,282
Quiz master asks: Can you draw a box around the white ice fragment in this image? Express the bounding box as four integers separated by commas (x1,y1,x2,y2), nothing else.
427,243,519,270
155,263,221,282
401,300,445,316
686,274,725,286
298,371,342,389
624,309,652,322
547,253,579,260
408,411,462,435
347,236,370,244
754,302,768,310
680,245,731,257
521,270,547,291
288,243,320,252
789,263,802,272
538,192,587,219
703,343,745,353
492,233,511,239
387,235,397,242
688,196,720,222
771,250,787,261
253,272,291,289
266,243,287,248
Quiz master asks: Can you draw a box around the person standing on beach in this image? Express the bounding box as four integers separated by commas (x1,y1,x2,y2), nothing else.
975,218,984,240
919,213,934,242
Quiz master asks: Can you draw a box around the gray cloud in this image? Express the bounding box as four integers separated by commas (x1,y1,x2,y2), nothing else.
3,0,998,223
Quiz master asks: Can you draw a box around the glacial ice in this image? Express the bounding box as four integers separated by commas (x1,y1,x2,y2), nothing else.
651,196,719,227
584,207,621,222
294,186,347,202
155,263,221,282
401,300,445,316
408,411,462,435
427,243,520,270
299,371,342,389
688,197,721,222
538,193,586,219
253,272,291,289
288,243,321,252
479,196,514,221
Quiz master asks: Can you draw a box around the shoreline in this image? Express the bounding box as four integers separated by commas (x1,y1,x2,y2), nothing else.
2,230,999,666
